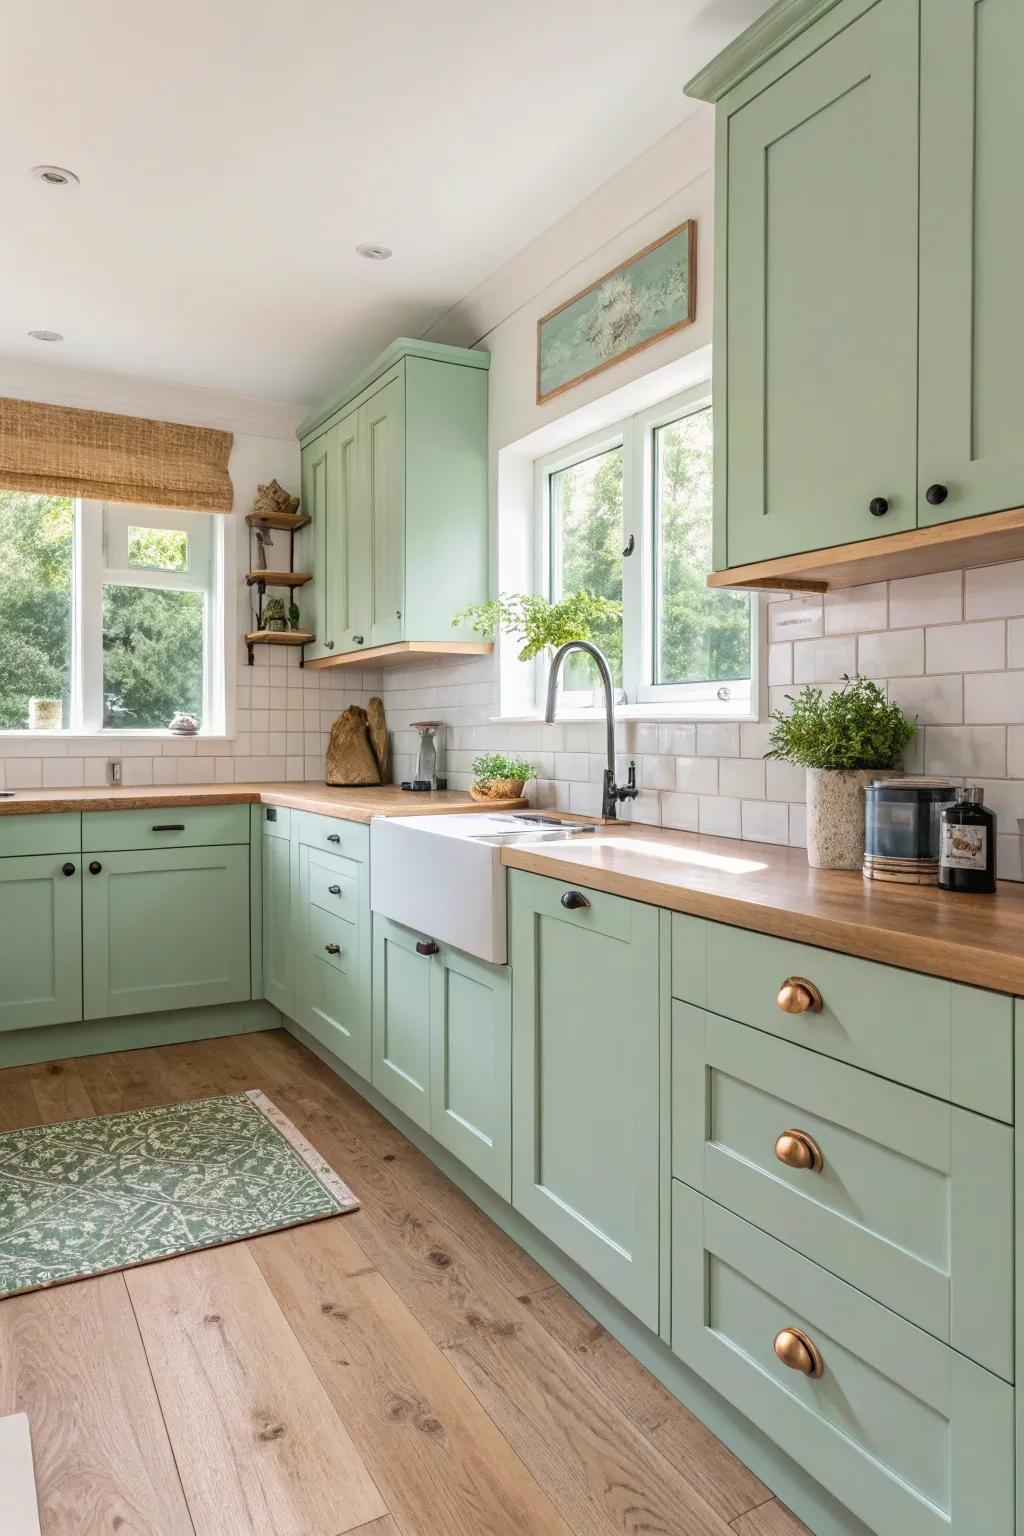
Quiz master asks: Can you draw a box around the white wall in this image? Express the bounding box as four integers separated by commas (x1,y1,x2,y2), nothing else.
0,368,381,790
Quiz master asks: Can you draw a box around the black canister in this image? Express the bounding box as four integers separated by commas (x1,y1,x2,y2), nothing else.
863,779,956,884
938,786,997,893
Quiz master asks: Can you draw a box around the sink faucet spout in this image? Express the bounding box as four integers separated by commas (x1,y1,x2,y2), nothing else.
544,640,637,820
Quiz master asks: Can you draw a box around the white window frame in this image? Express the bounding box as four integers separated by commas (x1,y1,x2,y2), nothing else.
534,384,758,720
0,496,232,738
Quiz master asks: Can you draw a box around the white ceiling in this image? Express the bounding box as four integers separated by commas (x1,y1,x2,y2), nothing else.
2,0,770,407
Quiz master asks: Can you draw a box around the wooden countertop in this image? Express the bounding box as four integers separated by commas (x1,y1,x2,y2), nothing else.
0,783,525,824
501,824,1024,996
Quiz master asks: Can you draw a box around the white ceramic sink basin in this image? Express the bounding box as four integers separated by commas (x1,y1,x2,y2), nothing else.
370,813,596,963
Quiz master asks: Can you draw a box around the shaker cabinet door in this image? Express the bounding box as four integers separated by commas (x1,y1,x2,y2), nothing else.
366,375,406,648
510,871,661,1329
0,854,82,1032
300,432,330,660
918,0,1024,527
429,945,511,1200
722,0,919,565
371,915,432,1130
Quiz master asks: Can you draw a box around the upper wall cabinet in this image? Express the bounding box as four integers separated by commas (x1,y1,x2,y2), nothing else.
689,0,1024,587
298,340,490,667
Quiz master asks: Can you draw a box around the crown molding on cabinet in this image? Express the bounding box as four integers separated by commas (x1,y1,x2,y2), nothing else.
685,0,843,102
296,337,489,443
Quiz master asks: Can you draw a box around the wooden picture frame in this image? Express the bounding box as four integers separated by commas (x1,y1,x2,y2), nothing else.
536,220,697,405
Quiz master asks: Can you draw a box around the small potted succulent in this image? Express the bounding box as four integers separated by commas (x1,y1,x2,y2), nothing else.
470,752,537,803
263,598,287,632
765,676,915,870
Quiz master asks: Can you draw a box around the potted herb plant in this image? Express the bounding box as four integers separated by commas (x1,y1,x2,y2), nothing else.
453,591,622,664
470,752,537,803
766,676,916,870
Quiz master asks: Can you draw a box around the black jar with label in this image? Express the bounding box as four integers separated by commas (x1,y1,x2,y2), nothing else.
938,786,997,893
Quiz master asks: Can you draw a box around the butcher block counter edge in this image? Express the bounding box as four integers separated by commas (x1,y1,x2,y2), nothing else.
501,824,1024,996
0,783,527,823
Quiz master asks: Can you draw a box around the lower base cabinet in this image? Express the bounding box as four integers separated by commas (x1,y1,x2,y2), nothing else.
261,808,294,1017
0,853,83,1031
509,870,661,1331
672,1183,1014,1536
294,842,371,1077
371,915,511,1199
83,845,251,1019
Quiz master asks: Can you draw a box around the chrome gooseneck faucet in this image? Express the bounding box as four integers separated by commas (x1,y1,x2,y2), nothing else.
544,640,637,820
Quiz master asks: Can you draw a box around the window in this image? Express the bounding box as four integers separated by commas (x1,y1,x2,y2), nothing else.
0,490,226,733
536,387,753,715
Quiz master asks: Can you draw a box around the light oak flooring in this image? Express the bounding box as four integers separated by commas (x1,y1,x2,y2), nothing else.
0,1030,811,1536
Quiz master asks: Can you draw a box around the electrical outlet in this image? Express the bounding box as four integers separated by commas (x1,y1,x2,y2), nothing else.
109,760,123,786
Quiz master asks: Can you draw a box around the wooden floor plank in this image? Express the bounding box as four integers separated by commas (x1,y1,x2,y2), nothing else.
251,1218,574,1536
243,1031,553,1296
0,1413,42,1536
730,1499,812,1535
74,1046,181,1114
0,1068,44,1133
352,1518,404,1535
28,1059,95,1126
520,1285,770,1523
0,1276,194,1535
125,1241,387,1536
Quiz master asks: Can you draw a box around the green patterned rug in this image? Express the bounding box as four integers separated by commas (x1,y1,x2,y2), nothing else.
0,1089,358,1300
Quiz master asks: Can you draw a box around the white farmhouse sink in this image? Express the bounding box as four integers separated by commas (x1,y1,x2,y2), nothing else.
370,812,596,963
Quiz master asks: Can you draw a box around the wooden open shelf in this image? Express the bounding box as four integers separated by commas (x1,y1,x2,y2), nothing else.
245,571,313,588
244,630,315,647
245,510,311,532
306,640,494,671
707,505,1024,594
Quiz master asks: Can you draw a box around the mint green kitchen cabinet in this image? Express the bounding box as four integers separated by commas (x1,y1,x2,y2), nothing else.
509,870,661,1329
371,914,433,1131
261,807,294,1017
82,845,250,1019
371,915,512,1198
294,841,371,1076
0,853,83,1031
918,0,1024,528
672,1185,1014,1536
296,339,489,660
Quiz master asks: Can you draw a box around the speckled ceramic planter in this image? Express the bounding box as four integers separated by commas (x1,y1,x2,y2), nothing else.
805,768,884,870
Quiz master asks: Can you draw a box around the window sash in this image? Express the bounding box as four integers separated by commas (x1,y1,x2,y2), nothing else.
535,384,757,718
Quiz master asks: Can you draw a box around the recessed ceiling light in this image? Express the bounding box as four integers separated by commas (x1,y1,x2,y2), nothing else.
30,164,80,187
28,330,63,342
356,243,392,261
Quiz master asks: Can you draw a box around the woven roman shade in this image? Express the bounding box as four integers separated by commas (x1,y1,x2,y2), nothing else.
0,396,233,512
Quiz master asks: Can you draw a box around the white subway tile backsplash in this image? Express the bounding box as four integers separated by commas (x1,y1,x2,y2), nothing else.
926,621,1005,674
1007,619,1024,670
965,672,1024,724
661,792,699,831
767,643,793,687
697,723,738,757
886,673,963,726
719,757,765,800
765,759,805,801
858,628,923,678
824,582,887,635
793,635,856,684
889,570,962,628
741,800,789,845
965,560,1024,620
740,722,774,758
699,796,741,837
769,597,822,643
676,756,719,794
924,725,1006,779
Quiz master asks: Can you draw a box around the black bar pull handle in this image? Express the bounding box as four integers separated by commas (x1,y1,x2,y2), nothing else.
327,833,341,844
152,823,185,832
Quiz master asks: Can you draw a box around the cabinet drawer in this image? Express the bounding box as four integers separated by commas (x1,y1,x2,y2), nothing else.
307,903,358,977
292,809,368,863
306,848,359,923
671,914,1013,1120
673,1005,1012,1379
672,1186,1013,1536
83,804,249,852
261,804,291,840
0,813,81,858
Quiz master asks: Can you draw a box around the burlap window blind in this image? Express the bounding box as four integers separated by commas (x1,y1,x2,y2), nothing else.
0,396,233,512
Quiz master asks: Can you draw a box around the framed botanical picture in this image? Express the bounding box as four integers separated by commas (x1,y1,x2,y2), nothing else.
536,220,696,404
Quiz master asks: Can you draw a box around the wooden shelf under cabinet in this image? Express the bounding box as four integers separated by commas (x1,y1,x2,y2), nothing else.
305,640,493,671
245,510,311,532
244,629,315,647
707,504,1024,593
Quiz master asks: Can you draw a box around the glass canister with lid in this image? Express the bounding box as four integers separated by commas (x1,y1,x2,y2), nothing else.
863,778,957,884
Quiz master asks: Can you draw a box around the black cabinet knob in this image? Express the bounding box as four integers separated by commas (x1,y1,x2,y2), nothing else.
560,890,590,910
327,833,341,844
868,497,889,517
353,634,364,645
328,883,342,896
925,483,949,505
88,861,102,875
416,940,440,956
325,640,335,649
62,862,76,877
324,942,341,955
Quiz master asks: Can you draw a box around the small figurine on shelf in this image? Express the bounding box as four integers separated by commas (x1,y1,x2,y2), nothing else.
263,598,287,632
252,526,274,569
287,601,301,631
251,480,300,521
